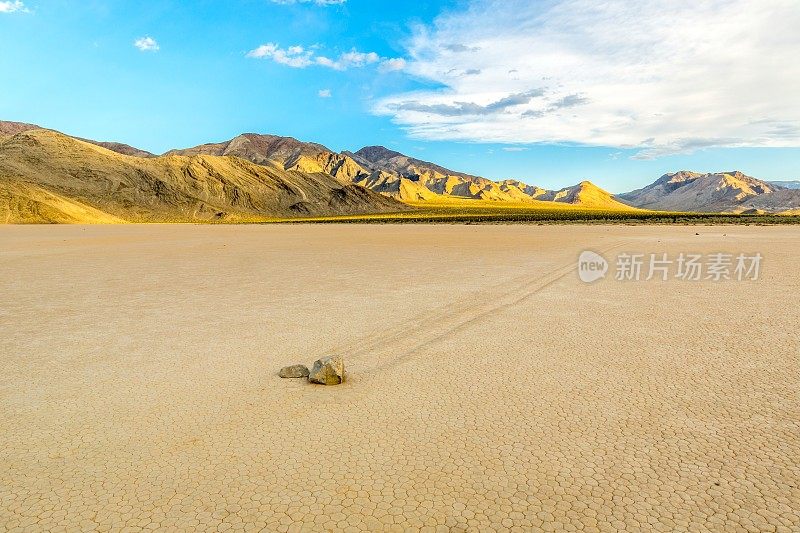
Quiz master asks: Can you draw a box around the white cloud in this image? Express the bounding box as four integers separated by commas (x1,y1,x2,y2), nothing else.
315,50,378,70
247,43,313,67
379,57,406,73
270,0,345,4
318,89,332,98
134,36,159,52
375,0,800,158
0,1,28,13
247,43,397,72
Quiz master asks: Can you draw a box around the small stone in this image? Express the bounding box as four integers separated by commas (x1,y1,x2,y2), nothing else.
279,364,309,378
308,355,345,385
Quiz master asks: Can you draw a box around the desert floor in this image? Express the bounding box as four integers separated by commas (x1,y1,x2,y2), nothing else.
1,224,798,532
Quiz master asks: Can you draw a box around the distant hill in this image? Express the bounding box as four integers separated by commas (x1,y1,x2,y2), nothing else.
770,180,800,190
538,181,635,210
0,129,406,223
351,146,485,183
738,189,800,215
167,134,366,183
348,145,631,209
0,120,155,158
350,145,526,202
0,120,39,137
76,139,155,158
619,171,800,213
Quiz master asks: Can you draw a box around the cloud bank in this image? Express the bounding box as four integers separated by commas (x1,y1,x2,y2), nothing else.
0,1,27,13
375,0,800,158
247,43,403,72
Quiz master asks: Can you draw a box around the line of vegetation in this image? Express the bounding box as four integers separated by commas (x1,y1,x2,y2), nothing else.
268,207,800,225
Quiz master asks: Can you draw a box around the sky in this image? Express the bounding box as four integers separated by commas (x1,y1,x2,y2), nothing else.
1,0,799,192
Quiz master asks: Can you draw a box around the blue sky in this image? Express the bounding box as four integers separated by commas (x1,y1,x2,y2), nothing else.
1,0,799,192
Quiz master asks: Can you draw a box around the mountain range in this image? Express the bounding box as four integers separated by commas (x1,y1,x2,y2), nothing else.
618,171,800,214
1,119,799,223
165,133,633,209
0,123,402,223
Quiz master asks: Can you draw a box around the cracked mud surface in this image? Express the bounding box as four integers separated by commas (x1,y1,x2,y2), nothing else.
1,224,798,532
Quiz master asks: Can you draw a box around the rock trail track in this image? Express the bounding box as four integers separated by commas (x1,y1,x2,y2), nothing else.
334,240,632,376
